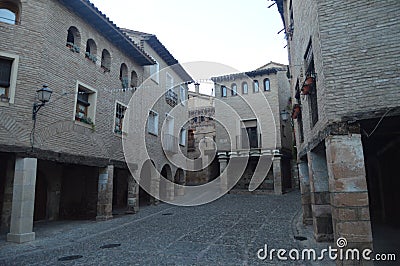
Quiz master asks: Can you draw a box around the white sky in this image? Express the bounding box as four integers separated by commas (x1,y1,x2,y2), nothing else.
89,0,288,74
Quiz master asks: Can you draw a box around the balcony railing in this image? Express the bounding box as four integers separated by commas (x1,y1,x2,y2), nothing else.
165,89,178,107
236,134,262,150
163,133,178,154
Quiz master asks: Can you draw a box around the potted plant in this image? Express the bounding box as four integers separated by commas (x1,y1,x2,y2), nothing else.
292,104,301,119
301,76,315,95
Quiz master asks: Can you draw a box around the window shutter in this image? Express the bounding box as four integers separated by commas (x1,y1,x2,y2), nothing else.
0,59,12,88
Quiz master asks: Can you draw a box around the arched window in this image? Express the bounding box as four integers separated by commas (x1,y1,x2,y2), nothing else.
221,86,227,97
131,70,138,88
120,63,129,89
231,83,237,96
242,82,248,94
253,80,259,92
263,78,270,91
0,1,20,25
101,49,111,72
85,39,97,63
66,26,81,52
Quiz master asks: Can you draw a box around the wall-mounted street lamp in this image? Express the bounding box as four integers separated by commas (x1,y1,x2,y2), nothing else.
31,84,53,151
32,84,53,120
280,110,290,122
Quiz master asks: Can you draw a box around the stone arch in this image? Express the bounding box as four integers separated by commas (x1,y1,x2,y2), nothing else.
174,168,185,197
160,164,173,201
66,26,81,48
139,159,158,205
101,49,111,72
85,39,97,61
120,63,129,89
130,70,138,88
0,0,21,24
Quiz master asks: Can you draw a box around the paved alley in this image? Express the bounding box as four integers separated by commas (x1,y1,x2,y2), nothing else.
0,191,312,265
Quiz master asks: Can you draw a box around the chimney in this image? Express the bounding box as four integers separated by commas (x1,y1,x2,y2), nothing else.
194,82,200,94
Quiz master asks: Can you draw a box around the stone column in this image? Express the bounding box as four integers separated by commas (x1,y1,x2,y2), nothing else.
166,178,175,201
325,134,373,251
96,165,113,221
218,153,228,192
7,158,37,243
298,160,313,225
126,173,138,214
308,149,333,242
1,159,15,232
175,171,185,197
150,172,159,205
273,156,283,195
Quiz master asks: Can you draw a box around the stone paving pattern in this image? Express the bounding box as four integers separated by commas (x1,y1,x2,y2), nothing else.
0,191,329,265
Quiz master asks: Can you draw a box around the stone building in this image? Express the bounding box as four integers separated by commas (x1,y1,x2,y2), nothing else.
211,62,294,194
0,0,191,243
186,83,218,185
123,29,192,206
275,0,400,253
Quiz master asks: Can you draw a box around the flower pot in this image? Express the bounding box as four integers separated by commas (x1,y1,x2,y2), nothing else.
301,77,314,95
292,104,301,119
301,84,311,95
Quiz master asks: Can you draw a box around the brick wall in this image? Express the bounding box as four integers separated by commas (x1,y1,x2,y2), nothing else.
0,0,189,180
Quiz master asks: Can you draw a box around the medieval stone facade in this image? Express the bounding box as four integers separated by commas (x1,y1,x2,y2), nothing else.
186,83,218,185
0,0,191,243
212,62,294,194
276,0,400,255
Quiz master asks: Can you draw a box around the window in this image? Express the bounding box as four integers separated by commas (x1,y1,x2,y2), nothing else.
0,1,19,25
295,80,304,143
66,26,81,53
166,72,174,90
85,39,97,63
74,82,97,126
188,129,195,151
179,128,187,146
101,49,111,72
180,85,186,105
149,60,159,83
147,110,159,135
304,40,319,127
0,52,19,104
242,82,248,94
253,80,259,93
114,102,127,135
131,70,138,88
221,86,227,97
241,120,259,149
120,63,129,89
263,78,270,91
231,83,237,96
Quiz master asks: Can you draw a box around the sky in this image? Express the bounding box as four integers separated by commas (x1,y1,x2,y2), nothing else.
89,0,288,74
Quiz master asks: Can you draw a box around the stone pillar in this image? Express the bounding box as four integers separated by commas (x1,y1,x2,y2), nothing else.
175,171,185,197
166,178,175,201
7,158,37,243
96,165,113,221
150,172,159,205
273,156,283,195
308,149,333,242
1,159,15,232
126,174,138,214
298,160,313,225
218,153,228,192
325,134,373,251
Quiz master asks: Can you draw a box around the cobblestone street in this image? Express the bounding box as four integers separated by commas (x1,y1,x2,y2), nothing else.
0,191,315,265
